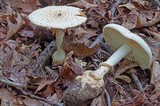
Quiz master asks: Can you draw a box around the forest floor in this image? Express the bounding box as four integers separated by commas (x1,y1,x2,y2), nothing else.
0,0,160,106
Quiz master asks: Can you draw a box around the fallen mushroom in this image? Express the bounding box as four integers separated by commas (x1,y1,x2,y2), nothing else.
63,24,152,105
28,6,87,65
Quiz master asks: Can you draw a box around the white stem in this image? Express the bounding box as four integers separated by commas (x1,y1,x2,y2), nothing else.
52,29,65,65
94,44,131,78
55,29,64,51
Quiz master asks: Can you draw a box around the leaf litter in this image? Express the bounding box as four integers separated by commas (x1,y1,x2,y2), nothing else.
0,0,160,105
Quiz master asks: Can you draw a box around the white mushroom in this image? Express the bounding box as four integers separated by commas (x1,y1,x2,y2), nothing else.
28,6,87,65
77,24,152,88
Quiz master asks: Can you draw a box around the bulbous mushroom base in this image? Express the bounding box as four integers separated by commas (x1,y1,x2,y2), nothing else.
63,71,104,106
52,49,65,65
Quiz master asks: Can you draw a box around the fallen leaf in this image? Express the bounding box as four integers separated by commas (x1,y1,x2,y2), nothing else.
67,0,98,9
41,84,55,97
62,35,99,57
35,80,56,94
19,30,34,38
150,60,160,92
47,93,59,104
119,2,137,10
115,59,138,78
5,0,38,13
121,9,160,29
116,75,132,83
61,51,84,81
124,93,146,106
6,13,24,40
132,0,150,9
22,96,42,106
144,27,160,42
0,88,20,106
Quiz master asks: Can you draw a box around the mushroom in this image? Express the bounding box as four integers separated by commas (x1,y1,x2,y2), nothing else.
77,24,152,86
28,6,87,65
63,24,152,105
77,23,152,88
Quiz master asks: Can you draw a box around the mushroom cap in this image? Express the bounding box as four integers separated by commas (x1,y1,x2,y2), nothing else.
103,24,152,69
28,6,87,29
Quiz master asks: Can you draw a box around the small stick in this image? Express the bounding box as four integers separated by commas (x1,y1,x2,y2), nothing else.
130,69,143,91
0,77,24,88
99,41,113,55
15,87,57,106
154,0,160,8
89,33,103,48
104,89,111,106
0,77,60,105
28,41,56,76
110,0,122,17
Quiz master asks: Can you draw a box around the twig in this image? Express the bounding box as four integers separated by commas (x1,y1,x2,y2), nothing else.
28,41,56,76
110,0,122,17
109,78,126,96
0,77,61,105
130,69,143,91
89,33,103,48
154,0,160,8
15,87,58,106
99,41,113,55
0,77,24,88
104,89,111,106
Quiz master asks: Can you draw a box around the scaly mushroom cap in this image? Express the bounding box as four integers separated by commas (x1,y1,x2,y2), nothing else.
103,24,152,69
28,6,87,29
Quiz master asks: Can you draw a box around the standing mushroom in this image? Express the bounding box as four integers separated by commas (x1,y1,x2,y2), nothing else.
63,24,152,105
28,6,87,65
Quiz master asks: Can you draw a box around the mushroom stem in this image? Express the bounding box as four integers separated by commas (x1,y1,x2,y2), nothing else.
55,29,64,51
94,44,131,78
52,29,65,65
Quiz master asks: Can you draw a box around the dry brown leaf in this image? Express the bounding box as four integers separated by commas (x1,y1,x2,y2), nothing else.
41,84,55,97
6,13,24,40
136,10,160,28
119,2,137,10
2,51,13,71
27,75,43,84
67,0,98,8
150,60,160,92
35,80,56,94
74,27,87,37
98,2,106,16
124,93,146,106
122,10,160,29
116,75,132,83
122,13,138,29
61,51,84,81
115,59,138,78
22,96,43,106
119,0,149,11
132,0,150,9
0,88,20,106
63,35,99,57
47,93,59,104
111,101,121,106
145,28,160,42
5,0,37,13
19,30,34,38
